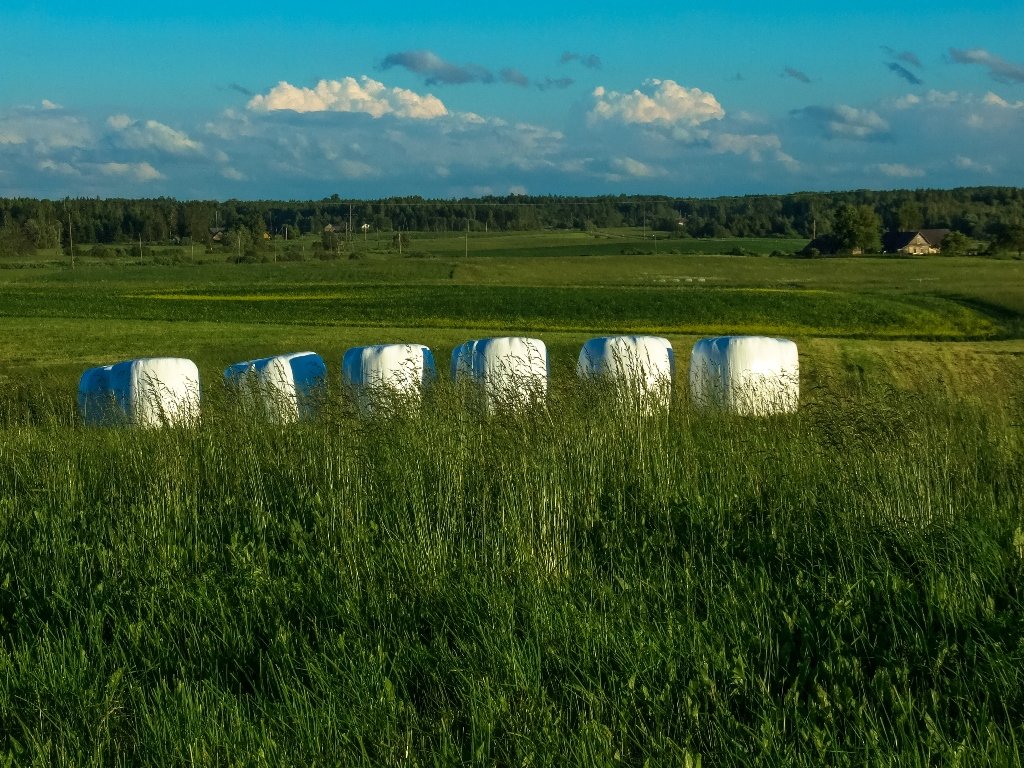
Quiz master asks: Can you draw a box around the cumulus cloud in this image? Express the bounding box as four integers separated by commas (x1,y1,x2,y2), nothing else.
608,156,665,178
98,161,163,181
983,91,1024,109
38,159,79,175
892,93,921,109
794,104,890,140
202,102,566,197
380,50,493,85
887,62,923,85
925,90,961,105
248,76,448,119
874,163,924,178
954,155,993,173
561,52,601,69
711,132,773,159
783,67,811,84
337,159,376,179
708,132,800,171
950,48,1024,84
41,99,62,110
107,115,204,154
0,105,93,152
589,79,724,128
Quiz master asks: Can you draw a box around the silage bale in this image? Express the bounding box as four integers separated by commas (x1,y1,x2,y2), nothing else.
450,339,479,381
689,336,799,415
342,343,436,415
78,357,201,427
77,364,114,426
469,336,548,413
224,351,327,424
577,335,675,410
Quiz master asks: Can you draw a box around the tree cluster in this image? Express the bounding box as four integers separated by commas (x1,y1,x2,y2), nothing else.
0,188,1022,257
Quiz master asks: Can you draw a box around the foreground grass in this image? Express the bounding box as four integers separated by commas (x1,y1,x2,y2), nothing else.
0,379,1022,765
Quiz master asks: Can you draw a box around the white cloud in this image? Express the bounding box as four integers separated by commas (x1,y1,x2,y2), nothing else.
98,162,163,182
107,114,133,130
830,106,888,138
892,94,921,110
221,167,245,180
874,163,925,179
926,90,961,105
796,105,889,140
41,99,61,111
248,76,448,120
609,156,665,178
338,159,376,178
711,132,778,160
709,132,800,171
108,115,203,154
38,159,79,175
589,79,724,127
954,155,993,173
983,91,1024,109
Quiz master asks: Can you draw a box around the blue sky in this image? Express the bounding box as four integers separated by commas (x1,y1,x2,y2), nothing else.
2,1,1023,199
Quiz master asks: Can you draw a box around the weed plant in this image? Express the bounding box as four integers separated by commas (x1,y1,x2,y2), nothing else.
0,375,1021,765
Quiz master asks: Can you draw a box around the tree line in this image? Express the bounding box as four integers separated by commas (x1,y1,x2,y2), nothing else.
1,187,1023,258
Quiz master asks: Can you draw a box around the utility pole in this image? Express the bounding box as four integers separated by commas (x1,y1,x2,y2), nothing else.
63,198,74,269
465,220,469,258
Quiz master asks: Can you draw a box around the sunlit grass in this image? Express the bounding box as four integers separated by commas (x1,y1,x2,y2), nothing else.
0,375,1021,764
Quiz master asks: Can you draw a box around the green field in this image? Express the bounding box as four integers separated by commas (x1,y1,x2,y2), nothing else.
1,233,1023,764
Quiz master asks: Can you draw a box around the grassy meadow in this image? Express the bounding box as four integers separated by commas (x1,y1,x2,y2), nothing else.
1,231,1023,764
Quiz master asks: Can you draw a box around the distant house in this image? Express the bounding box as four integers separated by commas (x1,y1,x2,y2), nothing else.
882,229,951,255
323,224,337,234
209,227,225,242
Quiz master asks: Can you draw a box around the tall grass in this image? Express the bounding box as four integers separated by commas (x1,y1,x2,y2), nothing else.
0,376,1021,765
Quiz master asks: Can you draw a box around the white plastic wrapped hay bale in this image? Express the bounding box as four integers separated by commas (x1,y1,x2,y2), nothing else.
689,336,799,415
77,364,114,426
577,335,675,410
78,357,201,427
224,351,326,424
343,343,436,414
471,336,548,412
450,339,478,381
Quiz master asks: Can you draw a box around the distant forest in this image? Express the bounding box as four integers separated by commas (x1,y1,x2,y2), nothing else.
1,187,1023,257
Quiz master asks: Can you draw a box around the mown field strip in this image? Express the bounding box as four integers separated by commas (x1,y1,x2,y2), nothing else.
0,283,1001,341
